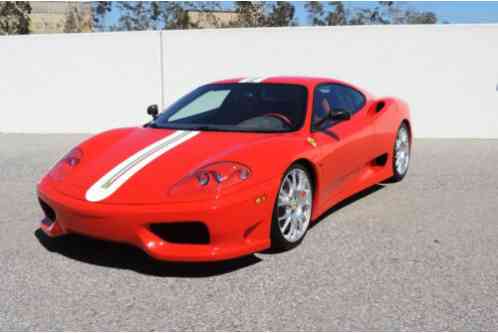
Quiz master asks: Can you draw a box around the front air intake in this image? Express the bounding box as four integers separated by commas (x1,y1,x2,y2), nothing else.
38,198,56,222
149,222,210,244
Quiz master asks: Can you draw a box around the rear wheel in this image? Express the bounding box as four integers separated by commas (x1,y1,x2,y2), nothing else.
271,164,313,250
390,123,411,182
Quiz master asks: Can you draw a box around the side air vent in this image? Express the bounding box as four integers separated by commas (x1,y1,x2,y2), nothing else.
376,101,386,113
373,153,388,166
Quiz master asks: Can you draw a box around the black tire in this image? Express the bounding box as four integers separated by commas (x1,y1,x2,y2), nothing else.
270,163,313,251
389,122,411,182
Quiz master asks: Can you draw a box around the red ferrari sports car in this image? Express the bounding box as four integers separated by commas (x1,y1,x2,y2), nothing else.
37,76,411,262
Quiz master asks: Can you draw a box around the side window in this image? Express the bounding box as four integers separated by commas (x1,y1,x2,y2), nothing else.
312,84,354,124
340,86,366,114
329,85,355,113
312,85,335,126
312,84,366,128
169,89,230,121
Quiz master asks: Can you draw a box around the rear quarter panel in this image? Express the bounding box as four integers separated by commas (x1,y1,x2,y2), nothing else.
374,97,412,154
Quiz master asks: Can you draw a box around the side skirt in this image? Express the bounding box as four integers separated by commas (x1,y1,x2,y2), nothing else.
312,153,393,220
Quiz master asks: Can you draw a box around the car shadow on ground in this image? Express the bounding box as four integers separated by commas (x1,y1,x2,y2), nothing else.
34,184,386,276
311,183,386,228
262,183,386,254
34,229,261,278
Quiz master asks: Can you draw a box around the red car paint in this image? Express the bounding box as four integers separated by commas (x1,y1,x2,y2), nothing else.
37,76,411,262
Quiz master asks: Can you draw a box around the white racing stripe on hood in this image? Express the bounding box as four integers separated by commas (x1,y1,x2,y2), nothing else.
85,130,200,202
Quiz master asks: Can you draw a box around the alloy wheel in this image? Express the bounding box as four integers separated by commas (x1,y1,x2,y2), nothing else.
277,168,313,243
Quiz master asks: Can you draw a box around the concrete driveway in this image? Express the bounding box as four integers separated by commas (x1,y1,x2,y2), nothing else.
1,134,497,330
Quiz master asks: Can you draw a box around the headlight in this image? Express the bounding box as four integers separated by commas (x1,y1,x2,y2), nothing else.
62,147,83,167
170,161,251,197
48,147,83,180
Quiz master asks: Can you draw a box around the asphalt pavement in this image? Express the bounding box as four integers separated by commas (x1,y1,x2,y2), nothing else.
1,133,497,331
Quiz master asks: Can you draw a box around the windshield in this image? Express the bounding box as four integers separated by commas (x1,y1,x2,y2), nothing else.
151,83,308,133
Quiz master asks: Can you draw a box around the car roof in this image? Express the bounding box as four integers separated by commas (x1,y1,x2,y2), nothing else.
212,76,340,85
209,76,369,96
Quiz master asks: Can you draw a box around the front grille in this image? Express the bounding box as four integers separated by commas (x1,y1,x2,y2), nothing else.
149,222,210,244
38,198,56,222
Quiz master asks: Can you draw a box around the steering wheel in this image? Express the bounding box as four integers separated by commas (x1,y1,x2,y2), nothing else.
263,113,293,127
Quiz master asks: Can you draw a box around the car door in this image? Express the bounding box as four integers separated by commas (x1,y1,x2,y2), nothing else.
310,83,376,200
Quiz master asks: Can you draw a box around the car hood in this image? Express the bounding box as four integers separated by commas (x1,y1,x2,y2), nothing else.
50,127,296,204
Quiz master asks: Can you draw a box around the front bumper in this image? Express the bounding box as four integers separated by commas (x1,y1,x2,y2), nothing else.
37,177,278,262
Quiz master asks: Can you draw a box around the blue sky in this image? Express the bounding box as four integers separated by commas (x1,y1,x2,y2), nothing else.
292,1,498,25
107,2,498,27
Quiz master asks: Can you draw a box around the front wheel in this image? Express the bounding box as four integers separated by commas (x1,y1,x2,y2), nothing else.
270,164,313,250
390,123,411,182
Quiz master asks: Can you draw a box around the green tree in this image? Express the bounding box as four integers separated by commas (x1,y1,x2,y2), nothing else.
114,2,222,31
304,1,326,26
92,1,112,32
115,2,153,31
326,1,347,25
305,1,437,26
349,2,391,25
305,2,348,26
350,2,438,25
403,9,437,24
0,1,31,35
267,2,296,27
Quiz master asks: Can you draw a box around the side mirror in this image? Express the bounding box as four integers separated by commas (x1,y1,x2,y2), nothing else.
313,109,351,131
330,110,351,122
147,104,158,119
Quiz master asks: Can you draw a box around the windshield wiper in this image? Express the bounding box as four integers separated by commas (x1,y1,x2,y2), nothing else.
146,123,222,131
186,125,221,131
145,122,158,128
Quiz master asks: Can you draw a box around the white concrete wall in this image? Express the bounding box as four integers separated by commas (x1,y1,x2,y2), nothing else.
163,25,498,138
1,25,497,137
0,31,162,133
